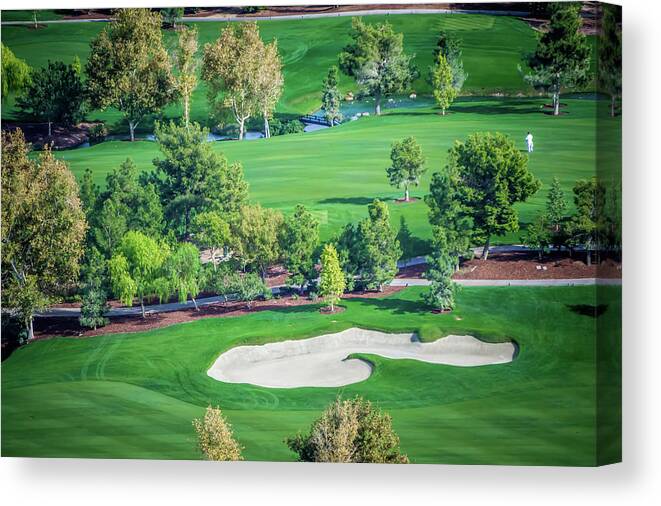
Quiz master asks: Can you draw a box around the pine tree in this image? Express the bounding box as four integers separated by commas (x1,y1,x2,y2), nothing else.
319,244,345,312
321,66,343,126
423,229,456,312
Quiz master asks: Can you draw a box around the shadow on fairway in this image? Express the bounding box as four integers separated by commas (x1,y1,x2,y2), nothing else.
318,196,376,206
566,304,609,318
352,296,429,315
449,103,542,115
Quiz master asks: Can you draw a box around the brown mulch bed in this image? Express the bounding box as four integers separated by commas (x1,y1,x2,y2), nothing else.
393,197,420,204
453,251,622,280
2,121,99,150
33,286,406,340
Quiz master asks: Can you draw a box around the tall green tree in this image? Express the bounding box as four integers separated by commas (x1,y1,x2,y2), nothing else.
319,244,345,313
108,230,171,318
321,65,342,126
423,229,457,311
1,43,30,101
17,60,85,137
598,4,622,117
546,176,568,231
281,205,320,293
431,31,467,92
567,178,606,265
86,8,176,140
173,26,199,127
166,242,203,310
430,54,456,115
79,247,110,331
523,2,591,116
339,200,401,291
202,22,263,140
386,137,426,202
522,213,552,260
425,168,473,270
191,211,231,271
231,204,284,279
150,121,247,238
1,130,87,339
339,18,417,115
448,132,541,259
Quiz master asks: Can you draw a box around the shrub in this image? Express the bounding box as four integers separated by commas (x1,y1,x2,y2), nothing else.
193,406,243,461
270,118,305,136
286,396,409,463
88,123,107,145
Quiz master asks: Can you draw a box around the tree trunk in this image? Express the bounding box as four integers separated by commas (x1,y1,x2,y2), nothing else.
263,114,270,138
481,236,491,260
553,92,560,116
140,300,146,319
238,118,245,140
611,95,616,117
192,297,199,311
26,316,34,341
586,250,592,266
47,121,52,138
441,108,446,116
375,92,382,115
404,186,410,202
129,121,137,142
184,96,190,127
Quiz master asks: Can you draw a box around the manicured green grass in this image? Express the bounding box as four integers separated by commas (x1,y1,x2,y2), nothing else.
1,10,62,22
1,286,621,464
53,97,621,250
1,13,544,127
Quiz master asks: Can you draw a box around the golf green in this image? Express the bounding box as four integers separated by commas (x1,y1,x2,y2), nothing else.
1,285,621,465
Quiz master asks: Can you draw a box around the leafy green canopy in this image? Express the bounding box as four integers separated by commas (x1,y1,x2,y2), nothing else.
386,136,427,201
447,132,541,258
281,204,320,290
17,60,85,134
339,17,417,115
318,244,345,312
287,396,409,463
337,199,401,291
432,30,467,92
1,43,30,101
85,8,176,140
523,2,591,114
149,121,248,239
1,130,87,338
321,65,343,126
108,230,171,316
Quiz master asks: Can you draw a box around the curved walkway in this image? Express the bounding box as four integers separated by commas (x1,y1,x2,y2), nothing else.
39,276,620,318
1,8,529,26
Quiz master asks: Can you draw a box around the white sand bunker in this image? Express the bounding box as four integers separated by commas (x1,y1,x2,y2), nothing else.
207,328,516,388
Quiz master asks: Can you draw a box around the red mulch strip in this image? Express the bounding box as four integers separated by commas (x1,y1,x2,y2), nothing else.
33,286,406,340
393,197,420,204
453,251,621,280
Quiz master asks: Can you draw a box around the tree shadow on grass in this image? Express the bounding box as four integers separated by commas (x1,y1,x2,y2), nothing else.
317,196,376,206
566,304,609,318
351,296,430,316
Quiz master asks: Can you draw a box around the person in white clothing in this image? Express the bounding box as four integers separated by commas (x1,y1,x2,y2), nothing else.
525,131,534,153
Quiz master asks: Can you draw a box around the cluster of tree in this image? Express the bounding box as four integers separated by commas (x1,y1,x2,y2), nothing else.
202,22,284,139
192,397,408,463
5,9,286,142
522,177,621,264
598,4,622,117
423,132,541,311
